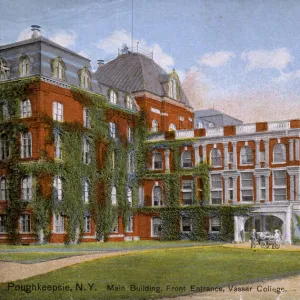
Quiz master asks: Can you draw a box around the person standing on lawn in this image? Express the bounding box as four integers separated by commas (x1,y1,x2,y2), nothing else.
250,229,256,248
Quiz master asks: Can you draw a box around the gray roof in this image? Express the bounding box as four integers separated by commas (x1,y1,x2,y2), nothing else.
96,52,190,107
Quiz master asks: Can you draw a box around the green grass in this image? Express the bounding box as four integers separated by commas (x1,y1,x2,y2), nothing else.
0,252,86,263
2,246,300,300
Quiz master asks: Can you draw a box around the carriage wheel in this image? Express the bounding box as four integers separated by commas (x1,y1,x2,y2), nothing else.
274,242,280,249
260,241,267,248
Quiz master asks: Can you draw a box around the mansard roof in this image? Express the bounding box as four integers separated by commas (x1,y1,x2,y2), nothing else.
95,52,191,107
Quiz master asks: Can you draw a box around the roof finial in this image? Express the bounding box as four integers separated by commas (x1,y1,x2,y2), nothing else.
31,25,41,39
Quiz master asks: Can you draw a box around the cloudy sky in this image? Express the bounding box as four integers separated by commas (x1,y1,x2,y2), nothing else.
1,0,300,122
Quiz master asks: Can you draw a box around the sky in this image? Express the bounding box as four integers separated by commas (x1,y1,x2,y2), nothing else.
1,0,300,122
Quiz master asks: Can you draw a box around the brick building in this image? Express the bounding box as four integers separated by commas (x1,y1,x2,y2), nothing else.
0,26,299,244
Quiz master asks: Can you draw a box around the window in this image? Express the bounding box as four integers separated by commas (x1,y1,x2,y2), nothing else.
82,136,91,164
0,134,9,160
0,58,10,80
197,120,204,129
80,69,91,89
210,217,221,232
228,152,233,164
152,218,162,237
53,176,62,201
229,177,233,200
153,186,163,206
211,148,222,167
151,120,158,132
240,146,253,165
83,108,91,128
126,95,133,109
126,214,133,232
21,132,32,158
109,122,116,139
52,102,63,121
82,179,90,203
112,212,118,232
109,90,117,104
0,177,8,200
84,216,91,233
112,150,115,169
181,150,192,168
273,170,286,201
169,78,178,100
241,172,253,202
182,180,194,205
54,214,64,233
260,176,266,200
181,216,192,232
260,151,265,163
127,127,133,142
128,152,135,173
20,214,30,233
53,58,65,80
127,188,132,207
211,174,222,204
54,132,62,159
153,152,163,169
19,56,30,77
21,176,33,201
20,99,32,118
169,123,176,131
111,186,117,205
0,215,6,233
273,143,286,163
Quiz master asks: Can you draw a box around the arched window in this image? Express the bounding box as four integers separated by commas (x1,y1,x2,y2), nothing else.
211,148,222,167
20,99,32,118
128,152,135,173
181,150,192,168
19,56,30,77
80,68,91,89
82,179,90,203
127,188,132,206
0,134,9,160
53,176,62,201
21,176,33,201
21,132,32,158
52,58,65,80
151,120,159,132
240,145,253,165
153,186,163,206
109,90,117,104
82,136,91,164
126,95,133,109
273,143,286,163
169,123,176,131
153,152,163,169
111,186,117,205
152,217,162,237
0,177,8,200
0,58,10,80
169,78,178,100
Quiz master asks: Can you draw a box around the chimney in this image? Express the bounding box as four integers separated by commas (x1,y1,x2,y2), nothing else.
31,25,41,39
97,59,105,67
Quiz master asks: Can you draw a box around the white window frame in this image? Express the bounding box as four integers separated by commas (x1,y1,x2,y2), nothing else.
210,174,222,205
84,215,91,233
83,108,91,128
152,185,163,206
82,179,90,203
181,216,192,233
210,217,221,233
53,59,65,80
128,152,135,173
54,133,62,160
80,69,90,89
127,127,133,142
53,176,62,201
228,177,233,200
54,214,64,233
20,214,31,233
273,143,286,164
240,145,253,165
20,98,32,118
181,150,193,168
82,136,91,165
151,120,158,132
52,102,64,121
125,214,133,232
109,122,116,139
127,188,132,207
109,90,117,104
211,148,222,167
0,177,8,200
182,180,194,205
0,134,9,160
152,152,163,170
151,217,162,237
260,175,266,200
21,176,33,201
126,95,133,109
21,132,32,158
111,186,117,205
20,57,30,77
240,172,254,202
273,169,287,201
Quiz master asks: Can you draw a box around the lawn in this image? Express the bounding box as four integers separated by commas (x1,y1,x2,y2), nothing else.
0,252,86,263
1,246,300,300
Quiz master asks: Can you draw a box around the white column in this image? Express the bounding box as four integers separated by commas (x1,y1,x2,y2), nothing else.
295,139,300,161
232,176,238,203
264,140,269,167
290,174,295,201
224,143,228,170
234,216,239,243
289,139,294,161
164,149,170,171
193,145,200,166
255,139,260,168
285,207,292,244
223,176,229,204
202,144,207,164
296,174,300,201
232,142,237,169
255,175,260,202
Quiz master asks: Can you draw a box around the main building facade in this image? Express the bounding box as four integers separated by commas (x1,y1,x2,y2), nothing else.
0,27,299,244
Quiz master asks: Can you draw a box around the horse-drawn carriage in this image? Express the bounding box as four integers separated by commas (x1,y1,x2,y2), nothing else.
251,231,281,249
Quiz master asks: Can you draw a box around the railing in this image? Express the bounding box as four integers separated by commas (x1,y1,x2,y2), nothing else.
236,124,256,134
175,130,194,139
206,127,224,137
268,121,290,131
118,45,153,59
147,133,165,141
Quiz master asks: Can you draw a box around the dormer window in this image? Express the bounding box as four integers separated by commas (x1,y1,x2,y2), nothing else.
169,78,178,100
109,90,117,104
80,68,91,89
126,95,134,109
19,56,30,77
52,58,66,81
0,58,10,80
